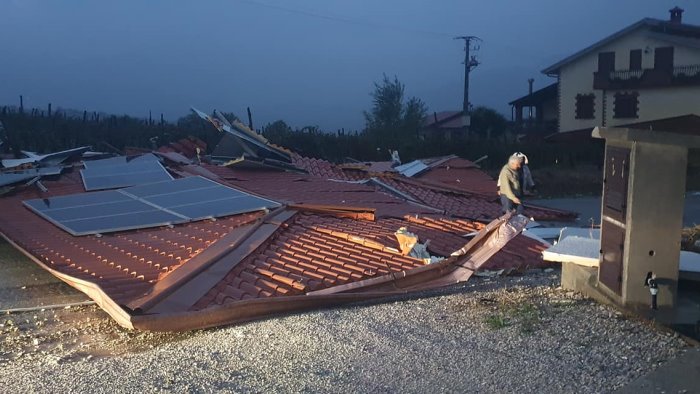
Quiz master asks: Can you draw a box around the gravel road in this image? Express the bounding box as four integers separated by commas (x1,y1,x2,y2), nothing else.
0,270,690,393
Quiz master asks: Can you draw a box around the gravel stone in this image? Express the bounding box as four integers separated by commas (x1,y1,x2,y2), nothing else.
0,270,689,393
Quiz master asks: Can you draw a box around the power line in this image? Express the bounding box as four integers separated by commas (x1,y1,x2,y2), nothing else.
234,0,453,38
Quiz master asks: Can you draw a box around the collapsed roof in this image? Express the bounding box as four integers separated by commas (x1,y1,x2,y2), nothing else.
0,111,574,331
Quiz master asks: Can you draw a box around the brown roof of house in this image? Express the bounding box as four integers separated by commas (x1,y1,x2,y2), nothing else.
508,83,558,107
423,111,467,130
0,170,544,330
235,154,574,222
414,156,496,196
0,142,572,330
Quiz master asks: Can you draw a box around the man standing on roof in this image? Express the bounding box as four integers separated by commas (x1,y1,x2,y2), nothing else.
499,155,523,215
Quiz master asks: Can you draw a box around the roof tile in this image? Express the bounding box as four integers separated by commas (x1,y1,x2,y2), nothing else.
0,151,558,330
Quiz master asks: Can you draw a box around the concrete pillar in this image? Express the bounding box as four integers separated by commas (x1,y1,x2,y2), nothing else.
623,142,686,312
592,127,700,322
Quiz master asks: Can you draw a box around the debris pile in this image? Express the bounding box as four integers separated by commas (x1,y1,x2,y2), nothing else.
0,108,575,331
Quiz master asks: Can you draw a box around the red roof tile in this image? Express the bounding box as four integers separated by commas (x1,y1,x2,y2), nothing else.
485,234,551,271
157,137,207,159
0,159,555,331
191,212,431,309
375,176,501,220
290,154,350,180
287,154,574,222
0,177,266,305
188,164,438,219
415,157,496,196
338,161,397,174
373,175,576,222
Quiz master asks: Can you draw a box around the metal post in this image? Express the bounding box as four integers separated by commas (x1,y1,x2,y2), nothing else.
528,78,534,120
463,41,470,114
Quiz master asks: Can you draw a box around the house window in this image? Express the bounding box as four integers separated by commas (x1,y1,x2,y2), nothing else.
598,52,616,73
654,47,674,71
613,92,639,118
629,49,642,70
575,94,595,119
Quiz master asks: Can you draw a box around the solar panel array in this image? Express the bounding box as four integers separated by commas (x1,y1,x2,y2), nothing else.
82,153,160,168
23,176,281,236
0,166,65,187
80,154,173,191
0,172,36,187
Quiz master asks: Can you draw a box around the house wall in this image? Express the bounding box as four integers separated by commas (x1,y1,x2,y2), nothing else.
541,98,558,122
558,28,700,132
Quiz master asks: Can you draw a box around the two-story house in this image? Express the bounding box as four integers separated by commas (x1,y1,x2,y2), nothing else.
518,7,700,139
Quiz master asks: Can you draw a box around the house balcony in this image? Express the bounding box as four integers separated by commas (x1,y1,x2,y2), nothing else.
593,64,700,90
512,119,558,135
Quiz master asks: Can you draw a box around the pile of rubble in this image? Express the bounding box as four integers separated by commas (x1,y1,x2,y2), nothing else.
0,109,575,331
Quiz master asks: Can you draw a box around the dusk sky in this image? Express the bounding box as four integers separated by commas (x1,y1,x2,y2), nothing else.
1,0,697,131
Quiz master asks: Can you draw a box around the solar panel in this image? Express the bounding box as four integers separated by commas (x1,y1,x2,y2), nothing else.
124,175,211,198
82,153,160,168
125,176,279,220
64,210,185,236
0,172,35,187
80,154,173,191
0,166,65,187
395,160,429,177
23,176,280,236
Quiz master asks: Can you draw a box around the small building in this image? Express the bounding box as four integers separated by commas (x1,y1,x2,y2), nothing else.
538,7,700,135
420,110,468,140
508,82,559,139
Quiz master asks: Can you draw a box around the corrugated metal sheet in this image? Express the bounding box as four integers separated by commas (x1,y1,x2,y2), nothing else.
394,160,429,177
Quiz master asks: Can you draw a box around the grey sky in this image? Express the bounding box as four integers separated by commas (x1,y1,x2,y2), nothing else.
1,0,696,131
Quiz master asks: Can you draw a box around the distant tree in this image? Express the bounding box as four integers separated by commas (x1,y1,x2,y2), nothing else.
176,111,239,131
364,75,404,133
261,120,293,145
177,113,208,132
402,97,427,135
174,111,242,151
469,106,508,140
263,120,292,134
363,74,427,157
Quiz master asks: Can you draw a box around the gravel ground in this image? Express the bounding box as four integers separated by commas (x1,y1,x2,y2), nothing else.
0,270,691,393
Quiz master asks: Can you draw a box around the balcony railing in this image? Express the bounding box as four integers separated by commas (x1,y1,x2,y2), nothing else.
512,119,558,135
594,64,700,89
673,64,700,77
608,69,643,80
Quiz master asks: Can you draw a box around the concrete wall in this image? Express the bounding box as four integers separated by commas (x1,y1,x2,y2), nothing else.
558,28,700,132
623,86,700,127
622,141,687,315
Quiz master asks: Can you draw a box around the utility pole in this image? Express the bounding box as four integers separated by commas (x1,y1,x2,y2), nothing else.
454,36,481,116
528,78,534,120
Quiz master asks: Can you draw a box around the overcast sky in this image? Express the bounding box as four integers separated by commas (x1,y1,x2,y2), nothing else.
1,0,697,131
